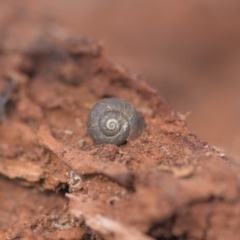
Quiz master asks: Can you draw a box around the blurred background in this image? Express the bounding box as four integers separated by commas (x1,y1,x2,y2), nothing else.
2,0,240,160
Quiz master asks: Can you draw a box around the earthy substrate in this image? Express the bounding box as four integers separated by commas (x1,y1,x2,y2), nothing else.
0,21,240,240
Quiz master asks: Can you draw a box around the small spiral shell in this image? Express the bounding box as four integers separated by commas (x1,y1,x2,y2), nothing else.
87,98,143,146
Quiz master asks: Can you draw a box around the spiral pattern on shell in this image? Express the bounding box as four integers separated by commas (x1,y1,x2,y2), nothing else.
87,98,143,146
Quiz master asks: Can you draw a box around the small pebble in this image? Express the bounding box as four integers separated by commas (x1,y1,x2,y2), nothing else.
77,139,85,148
63,129,73,135
172,165,194,178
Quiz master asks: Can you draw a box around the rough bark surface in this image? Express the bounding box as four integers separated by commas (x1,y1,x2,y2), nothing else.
0,19,240,240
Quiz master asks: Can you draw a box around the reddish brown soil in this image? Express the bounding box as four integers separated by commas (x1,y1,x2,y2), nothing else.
1,2,240,240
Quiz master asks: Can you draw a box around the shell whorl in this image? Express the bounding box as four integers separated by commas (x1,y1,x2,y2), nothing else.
87,98,143,146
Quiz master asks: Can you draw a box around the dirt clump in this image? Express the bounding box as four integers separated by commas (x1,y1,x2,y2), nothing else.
0,20,240,240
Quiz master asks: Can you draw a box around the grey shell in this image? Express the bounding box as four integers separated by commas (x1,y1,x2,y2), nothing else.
87,98,143,146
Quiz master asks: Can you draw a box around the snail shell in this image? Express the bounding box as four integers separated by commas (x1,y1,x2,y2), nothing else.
87,98,143,146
